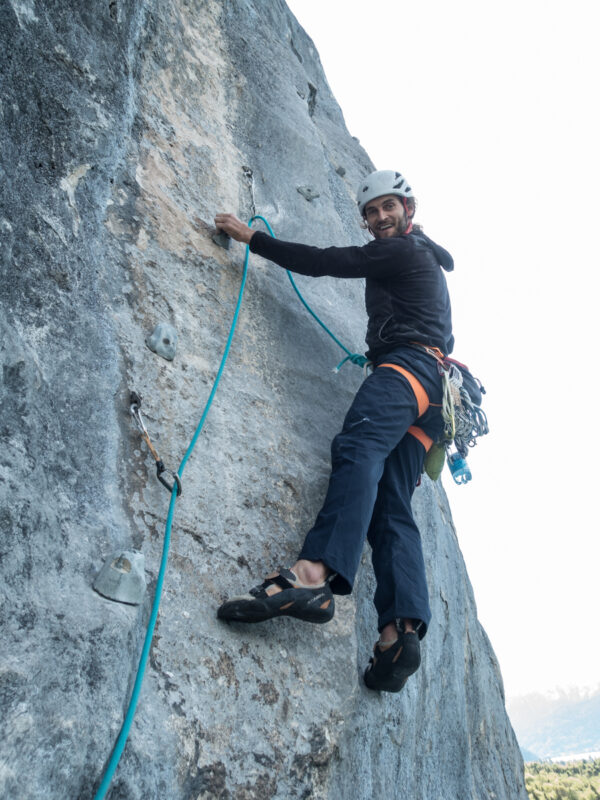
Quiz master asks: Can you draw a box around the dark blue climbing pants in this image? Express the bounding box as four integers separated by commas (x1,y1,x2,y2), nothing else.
297,346,445,637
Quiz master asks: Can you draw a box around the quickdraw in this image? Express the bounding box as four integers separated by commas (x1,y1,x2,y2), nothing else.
129,391,183,497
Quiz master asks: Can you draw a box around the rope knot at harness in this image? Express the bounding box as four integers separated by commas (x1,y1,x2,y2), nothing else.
334,353,371,372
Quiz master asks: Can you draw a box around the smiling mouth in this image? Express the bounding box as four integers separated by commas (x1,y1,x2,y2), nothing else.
377,223,394,232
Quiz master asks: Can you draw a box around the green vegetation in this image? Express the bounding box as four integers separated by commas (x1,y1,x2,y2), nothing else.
525,759,600,800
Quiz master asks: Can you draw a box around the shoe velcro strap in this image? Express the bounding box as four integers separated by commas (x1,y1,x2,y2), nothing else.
276,568,300,588
255,568,299,596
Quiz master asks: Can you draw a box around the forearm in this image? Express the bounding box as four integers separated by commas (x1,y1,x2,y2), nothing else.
249,231,370,279
213,213,407,280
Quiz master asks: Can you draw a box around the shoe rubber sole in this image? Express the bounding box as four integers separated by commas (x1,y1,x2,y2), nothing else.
363,633,421,692
217,586,334,624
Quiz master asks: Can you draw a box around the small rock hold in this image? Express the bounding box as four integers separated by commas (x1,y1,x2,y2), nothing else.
212,230,231,250
297,186,320,202
93,550,146,605
335,166,346,177
146,322,178,361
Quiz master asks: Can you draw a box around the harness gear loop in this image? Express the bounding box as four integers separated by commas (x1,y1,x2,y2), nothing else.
409,342,488,453
441,365,460,442
442,364,488,456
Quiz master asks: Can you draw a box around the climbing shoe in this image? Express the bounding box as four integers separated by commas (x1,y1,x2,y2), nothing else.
363,629,421,693
217,568,335,624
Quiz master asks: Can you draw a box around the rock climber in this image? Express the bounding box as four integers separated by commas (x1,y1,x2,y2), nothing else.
214,169,454,693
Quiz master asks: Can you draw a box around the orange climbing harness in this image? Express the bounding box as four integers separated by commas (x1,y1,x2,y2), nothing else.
377,362,433,453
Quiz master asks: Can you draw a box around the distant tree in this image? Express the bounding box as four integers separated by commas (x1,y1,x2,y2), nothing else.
524,758,600,800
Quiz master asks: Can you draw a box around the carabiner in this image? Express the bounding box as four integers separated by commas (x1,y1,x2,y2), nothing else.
156,460,183,497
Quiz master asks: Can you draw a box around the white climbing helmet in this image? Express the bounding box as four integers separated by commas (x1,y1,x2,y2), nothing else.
356,170,414,216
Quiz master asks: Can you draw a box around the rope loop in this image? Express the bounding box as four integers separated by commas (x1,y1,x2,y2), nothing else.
248,216,366,373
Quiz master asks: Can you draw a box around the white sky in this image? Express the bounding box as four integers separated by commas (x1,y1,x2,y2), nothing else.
286,0,600,700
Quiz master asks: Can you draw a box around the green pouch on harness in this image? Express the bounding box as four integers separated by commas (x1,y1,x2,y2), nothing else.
424,442,446,482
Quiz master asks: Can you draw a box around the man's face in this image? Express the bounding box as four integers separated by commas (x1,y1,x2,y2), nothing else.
364,194,407,238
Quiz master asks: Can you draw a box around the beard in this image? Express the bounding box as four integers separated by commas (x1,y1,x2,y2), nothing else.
371,217,409,238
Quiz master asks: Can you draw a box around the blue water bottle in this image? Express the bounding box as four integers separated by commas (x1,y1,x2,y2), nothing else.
447,451,472,484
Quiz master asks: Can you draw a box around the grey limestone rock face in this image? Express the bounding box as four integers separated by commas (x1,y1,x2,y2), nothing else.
0,0,527,798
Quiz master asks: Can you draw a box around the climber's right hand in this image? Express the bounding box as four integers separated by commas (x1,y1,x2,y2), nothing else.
214,213,255,244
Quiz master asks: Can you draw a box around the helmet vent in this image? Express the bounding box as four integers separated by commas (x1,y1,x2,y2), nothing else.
355,170,414,215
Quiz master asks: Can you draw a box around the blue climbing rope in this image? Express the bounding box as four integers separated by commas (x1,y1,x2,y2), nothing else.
93,215,364,798
252,215,368,371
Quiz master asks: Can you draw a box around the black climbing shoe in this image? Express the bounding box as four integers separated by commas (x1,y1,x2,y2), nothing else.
363,629,421,693
217,568,334,624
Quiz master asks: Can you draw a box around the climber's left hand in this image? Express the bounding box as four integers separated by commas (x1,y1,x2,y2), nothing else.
214,213,255,244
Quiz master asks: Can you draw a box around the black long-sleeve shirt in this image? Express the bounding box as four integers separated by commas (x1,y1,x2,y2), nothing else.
249,228,454,358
